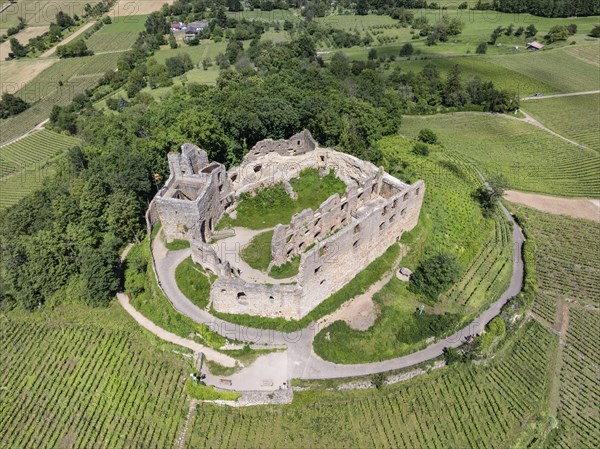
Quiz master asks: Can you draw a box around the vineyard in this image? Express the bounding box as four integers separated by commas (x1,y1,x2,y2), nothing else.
489,44,600,94
0,53,121,146
186,321,557,448
0,130,80,210
86,15,146,53
0,307,189,449
507,205,599,448
313,136,512,363
0,1,106,29
553,307,600,448
400,113,600,198
522,93,600,152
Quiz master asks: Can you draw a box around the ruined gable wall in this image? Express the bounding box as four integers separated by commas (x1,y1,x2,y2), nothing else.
211,278,303,319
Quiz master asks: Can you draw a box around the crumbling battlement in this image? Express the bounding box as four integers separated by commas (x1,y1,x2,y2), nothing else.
151,131,424,320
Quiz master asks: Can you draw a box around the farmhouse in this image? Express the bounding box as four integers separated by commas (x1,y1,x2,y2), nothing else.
149,131,424,320
526,41,544,51
186,21,209,34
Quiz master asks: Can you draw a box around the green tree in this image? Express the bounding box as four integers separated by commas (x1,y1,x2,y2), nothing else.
126,68,147,98
525,24,537,37
409,253,463,302
104,191,143,241
0,93,29,118
145,11,169,35
356,0,369,15
399,43,414,57
545,25,569,43
9,38,27,57
80,241,120,307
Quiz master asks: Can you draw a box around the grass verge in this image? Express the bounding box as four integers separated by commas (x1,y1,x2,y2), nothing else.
185,380,240,401
175,257,212,309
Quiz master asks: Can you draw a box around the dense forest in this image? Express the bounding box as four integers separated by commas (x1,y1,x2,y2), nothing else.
483,0,599,18
0,4,519,311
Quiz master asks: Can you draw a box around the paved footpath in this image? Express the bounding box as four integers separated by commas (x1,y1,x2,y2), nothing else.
141,195,524,386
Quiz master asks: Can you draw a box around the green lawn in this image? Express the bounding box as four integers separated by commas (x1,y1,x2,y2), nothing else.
175,257,212,310
400,113,600,197
269,255,300,279
240,230,274,271
521,93,600,152
228,168,347,229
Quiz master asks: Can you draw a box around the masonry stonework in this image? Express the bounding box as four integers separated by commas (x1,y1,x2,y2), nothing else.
151,131,424,320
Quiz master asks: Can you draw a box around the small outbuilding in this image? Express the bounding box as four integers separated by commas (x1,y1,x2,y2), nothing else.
186,21,209,34
526,41,544,51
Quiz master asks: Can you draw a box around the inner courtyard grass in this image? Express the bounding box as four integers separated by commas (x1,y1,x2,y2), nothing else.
240,230,274,271
228,168,347,229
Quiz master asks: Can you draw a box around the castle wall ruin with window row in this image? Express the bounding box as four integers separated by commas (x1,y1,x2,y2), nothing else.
148,130,424,320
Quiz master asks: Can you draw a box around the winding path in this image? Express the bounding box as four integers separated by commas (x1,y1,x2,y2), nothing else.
138,197,524,384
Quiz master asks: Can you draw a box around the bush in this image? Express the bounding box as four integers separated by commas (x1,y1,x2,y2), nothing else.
399,43,413,57
412,142,429,156
589,25,600,38
56,40,93,58
476,42,487,54
409,253,462,302
418,128,438,144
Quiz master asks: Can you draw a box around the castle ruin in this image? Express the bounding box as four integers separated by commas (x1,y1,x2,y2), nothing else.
148,130,424,320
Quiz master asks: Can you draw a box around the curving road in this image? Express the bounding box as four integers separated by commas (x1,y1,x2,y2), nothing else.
146,198,524,381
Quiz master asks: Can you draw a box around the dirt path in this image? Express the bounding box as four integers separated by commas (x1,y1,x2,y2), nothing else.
521,90,600,101
40,21,97,57
504,190,599,223
547,300,570,419
508,110,583,147
174,399,199,449
117,292,237,367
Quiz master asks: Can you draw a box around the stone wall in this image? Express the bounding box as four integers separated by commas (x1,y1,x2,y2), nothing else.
150,131,425,321
153,144,234,243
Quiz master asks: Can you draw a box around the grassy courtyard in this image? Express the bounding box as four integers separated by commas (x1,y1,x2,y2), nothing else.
222,168,347,229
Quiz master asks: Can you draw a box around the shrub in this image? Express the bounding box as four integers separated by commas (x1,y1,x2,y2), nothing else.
418,128,438,144
0,92,29,119
476,42,487,54
399,43,414,57
412,142,429,156
589,25,600,38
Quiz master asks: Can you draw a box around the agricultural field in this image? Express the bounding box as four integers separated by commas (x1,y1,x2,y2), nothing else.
521,94,600,151
507,206,600,448
186,320,557,448
400,113,600,198
313,135,512,363
316,10,600,58
0,304,189,449
0,130,80,210
488,43,600,94
0,53,121,146
86,15,147,53
0,0,105,29
553,306,600,448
